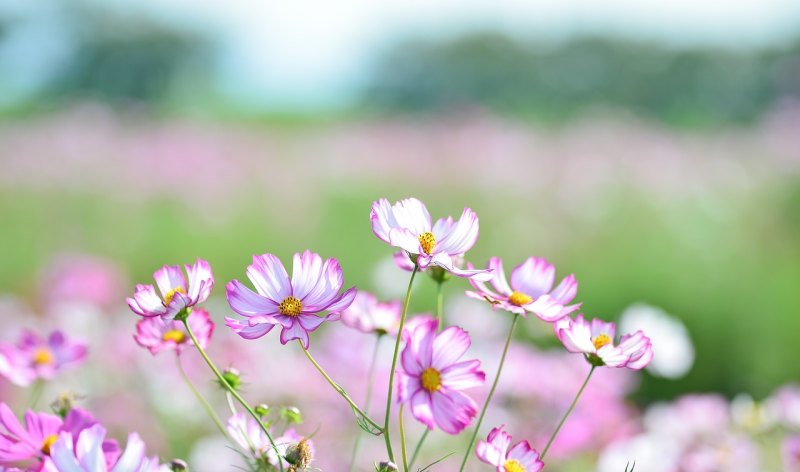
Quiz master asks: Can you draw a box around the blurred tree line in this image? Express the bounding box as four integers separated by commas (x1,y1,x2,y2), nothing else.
364,33,800,125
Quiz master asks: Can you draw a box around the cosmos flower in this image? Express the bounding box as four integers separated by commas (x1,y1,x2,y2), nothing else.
555,315,653,370
466,257,580,322
0,330,87,387
43,424,162,472
619,303,694,379
397,318,485,434
225,251,356,349
133,308,215,355
476,425,544,472
370,198,492,281
0,404,119,467
227,413,314,469
127,259,213,320
340,291,401,336
783,435,800,472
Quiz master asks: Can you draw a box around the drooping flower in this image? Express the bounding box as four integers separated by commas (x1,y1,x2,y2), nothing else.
476,425,544,472
127,259,213,320
225,251,356,349
227,413,314,469
43,424,162,472
555,315,653,370
397,318,485,434
0,403,119,467
340,291,401,336
370,198,492,281
466,257,580,322
0,331,87,387
133,309,215,355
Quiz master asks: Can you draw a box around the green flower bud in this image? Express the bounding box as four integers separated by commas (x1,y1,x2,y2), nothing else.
255,403,271,418
219,367,242,391
280,406,303,424
169,459,188,471
375,461,399,472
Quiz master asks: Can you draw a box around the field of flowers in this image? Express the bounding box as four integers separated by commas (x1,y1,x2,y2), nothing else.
1,104,799,471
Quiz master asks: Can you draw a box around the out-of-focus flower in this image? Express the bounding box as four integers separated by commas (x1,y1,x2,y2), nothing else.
43,424,161,472
619,303,694,379
370,197,491,281
225,251,356,349
475,425,544,472
227,413,314,469
41,254,126,311
340,291,401,336
0,330,87,387
466,257,580,322
731,394,776,432
397,318,485,434
127,259,213,320
766,384,800,429
134,308,215,355
555,315,653,370
783,435,800,472
0,403,120,467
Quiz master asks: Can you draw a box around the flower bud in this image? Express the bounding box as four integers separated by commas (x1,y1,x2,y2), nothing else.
285,438,312,468
50,391,83,418
219,367,242,391
169,459,188,471
375,461,398,472
280,406,303,424
255,403,270,418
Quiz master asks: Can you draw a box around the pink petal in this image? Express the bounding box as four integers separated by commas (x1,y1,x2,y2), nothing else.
432,326,471,369
370,198,398,243
225,318,275,340
507,440,544,471
185,259,214,304
247,254,291,301
279,321,310,349
409,390,435,430
441,359,485,390
226,280,279,317
430,389,477,435
510,257,554,299
486,257,512,296
549,274,578,305
435,207,479,256
153,265,186,299
290,250,325,301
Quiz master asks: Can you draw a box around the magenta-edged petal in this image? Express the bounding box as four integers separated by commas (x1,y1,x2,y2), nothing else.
627,343,654,370
486,258,512,296
409,390,435,430
598,345,631,367
226,280,279,317
296,313,335,332
408,320,436,369
225,318,275,340
162,292,189,320
248,314,281,326
430,389,477,435
396,372,420,404
526,294,570,322
50,432,82,472
476,426,510,467
447,265,494,282
507,440,544,471
247,254,291,301
440,359,485,390
510,257,554,299
617,331,654,370
393,251,416,272
401,336,426,376
290,251,325,301
279,321,310,349
0,403,32,443
153,265,186,299
300,259,347,310
431,216,455,240
185,259,214,304
435,208,479,256
550,273,578,305
391,198,432,236
389,228,423,254
370,198,398,243
432,326,471,369
590,318,616,339
128,285,165,317
558,318,595,354
112,432,146,472
310,286,356,315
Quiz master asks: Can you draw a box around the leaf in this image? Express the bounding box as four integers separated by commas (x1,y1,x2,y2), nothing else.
417,452,455,472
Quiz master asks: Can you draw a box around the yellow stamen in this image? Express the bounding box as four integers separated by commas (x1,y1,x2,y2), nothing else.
162,329,186,344
33,348,55,366
418,232,436,255
508,291,533,307
420,367,442,392
593,334,612,350
504,459,526,472
41,434,58,455
163,287,187,305
278,296,303,317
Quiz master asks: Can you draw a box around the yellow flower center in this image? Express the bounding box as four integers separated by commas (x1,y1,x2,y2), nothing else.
420,367,442,392
278,296,303,316
41,434,58,455
508,291,533,306
162,329,186,344
504,459,526,472
592,334,612,350
33,348,55,366
418,232,436,255
163,287,187,305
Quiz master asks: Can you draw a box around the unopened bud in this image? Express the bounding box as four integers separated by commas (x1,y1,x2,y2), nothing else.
280,406,303,424
375,461,398,472
50,391,83,418
219,367,242,391
169,459,188,471
285,438,312,468
255,404,270,418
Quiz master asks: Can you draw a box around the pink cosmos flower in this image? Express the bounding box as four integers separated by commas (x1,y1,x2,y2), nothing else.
0,403,120,468
784,436,800,472
370,198,492,281
340,291,401,336
225,251,357,349
133,308,215,355
227,413,314,468
555,315,653,370
466,257,580,322
126,259,213,320
43,424,160,472
476,425,544,472
396,318,485,434
0,331,87,387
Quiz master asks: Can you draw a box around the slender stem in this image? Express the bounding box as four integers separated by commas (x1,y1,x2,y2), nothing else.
348,335,383,472
398,404,409,472
541,365,596,459
176,355,229,439
383,265,419,462
27,380,44,410
300,341,383,431
181,317,284,472
459,313,520,471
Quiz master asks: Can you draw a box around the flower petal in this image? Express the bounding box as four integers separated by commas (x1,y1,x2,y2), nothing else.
185,259,214,304
435,208,479,256
247,254,291,301
510,257,554,299
507,440,544,471
226,280,279,317
440,359,485,390
279,321,310,349
409,390,435,430
153,265,186,299
430,389,477,434
432,326,471,369
225,317,275,340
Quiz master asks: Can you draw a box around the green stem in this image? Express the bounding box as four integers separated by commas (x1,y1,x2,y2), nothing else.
399,404,409,472
383,265,419,462
459,313,520,471
300,341,383,432
175,355,229,439
27,380,44,410
181,317,284,472
540,365,596,460
348,334,383,472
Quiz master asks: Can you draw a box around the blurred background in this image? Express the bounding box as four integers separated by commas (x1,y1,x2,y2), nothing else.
0,0,799,470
